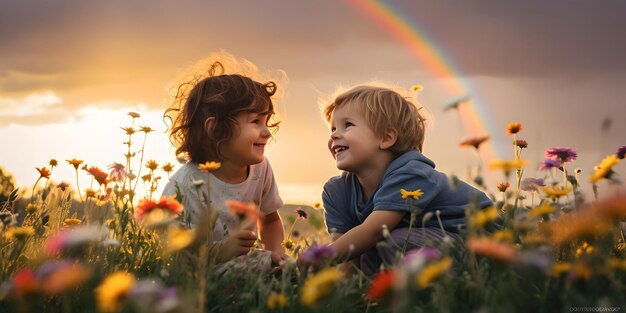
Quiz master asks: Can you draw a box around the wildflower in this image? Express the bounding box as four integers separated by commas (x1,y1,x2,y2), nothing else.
266,292,287,310
166,227,195,253
492,229,514,242
25,202,39,214
416,257,453,288
226,200,262,222
281,239,295,250
497,182,510,192
86,166,109,186
12,268,39,296
506,122,523,135
36,166,51,179
162,162,175,173
520,177,545,192
138,126,153,133
84,188,97,198
459,136,490,150
575,242,594,258
400,188,424,200
467,236,517,263
529,202,556,219
107,162,127,182
539,159,561,171
141,174,152,182
63,218,82,228
589,154,620,183
198,161,221,172
443,94,470,112
135,196,184,221
145,160,159,171
66,159,83,170
545,147,577,163
95,271,136,312
40,263,93,295
469,206,500,229
551,262,572,277
299,245,334,264
121,127,136,135
617,146,626,159
593,195,626,219
56,181,70,191
44,226,108,255
411,84,423,93
295,208,308,219
300,267,343,307
49,159,58,167
513,139,528,148
128,112,140,118
4,226,35,240
313,202,321,209
539,186,572,201
489,159,528,174
549,211,611,246
366,270,396,300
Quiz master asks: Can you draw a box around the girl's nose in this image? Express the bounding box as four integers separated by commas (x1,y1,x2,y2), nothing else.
260,124,271,138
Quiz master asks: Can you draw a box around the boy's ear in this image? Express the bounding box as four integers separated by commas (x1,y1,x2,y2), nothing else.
204,117,216,135
379,128,398,150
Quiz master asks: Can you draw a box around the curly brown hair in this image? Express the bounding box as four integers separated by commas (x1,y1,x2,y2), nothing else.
164,62,280,163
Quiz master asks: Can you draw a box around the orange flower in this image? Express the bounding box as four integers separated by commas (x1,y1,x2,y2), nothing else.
36,167,51,179
162,162,175,173
226,200,263,221
497,182,510,192
506,122,523,135
198,161,221,172
86,166,109,186
366,270,396,301
592,194,626,219
459,136,490,150
467,236,517,263
135,196,184,220
66,159,84,170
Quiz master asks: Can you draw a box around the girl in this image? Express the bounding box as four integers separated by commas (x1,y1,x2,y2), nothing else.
162,53,286,266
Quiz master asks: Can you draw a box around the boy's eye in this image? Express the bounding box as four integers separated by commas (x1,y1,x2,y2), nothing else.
330,126,336,132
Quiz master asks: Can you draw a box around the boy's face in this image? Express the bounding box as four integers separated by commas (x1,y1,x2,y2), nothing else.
220,111,271,166
328,103,384,173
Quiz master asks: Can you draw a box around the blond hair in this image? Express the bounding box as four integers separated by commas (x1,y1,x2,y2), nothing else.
323,84,428,153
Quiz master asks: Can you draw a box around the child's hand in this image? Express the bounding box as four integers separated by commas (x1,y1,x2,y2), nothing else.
270,250,289,266
220,229,257,260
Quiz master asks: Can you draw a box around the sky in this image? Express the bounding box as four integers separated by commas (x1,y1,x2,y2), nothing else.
1,0,625,205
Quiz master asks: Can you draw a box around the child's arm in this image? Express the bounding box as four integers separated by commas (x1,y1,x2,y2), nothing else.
329,210,404,261
258,211,287,264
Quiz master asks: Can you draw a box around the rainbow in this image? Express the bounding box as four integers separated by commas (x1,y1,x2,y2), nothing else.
344,0,507,161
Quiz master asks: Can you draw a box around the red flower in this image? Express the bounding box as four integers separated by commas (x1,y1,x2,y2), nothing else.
13,268,39,296
366,270,396,301
135,196,184,220
36,167,51,179
86,166,109,186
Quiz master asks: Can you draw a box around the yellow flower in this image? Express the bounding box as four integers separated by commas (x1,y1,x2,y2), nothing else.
551,262,572,277
138,126,153,133
417,257,453,288
607,258,626,271
489,159,529,173
506,122,523,135
63,218,82,227
121,127,136,135
25,203,39,214
529,202,556,219
281,239,295,250
145,160,159,171
166,227,195,254
400,188,424,200
411,84,424,93
95,271,135,313
162,162,175,173
589,154,620,183
66,159,84,170
301,267,343,307
539,186,572,201
492,229,514,242
198,161,221,172
85,188,97,198
266,292,287,310
469,206,500,229
127,112,140,118
49,159,58,167
3,226,35,240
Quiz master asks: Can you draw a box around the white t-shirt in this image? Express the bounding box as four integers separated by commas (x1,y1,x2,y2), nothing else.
161,157,283,242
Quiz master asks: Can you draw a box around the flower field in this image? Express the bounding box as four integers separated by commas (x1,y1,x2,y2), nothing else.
1,113,625,312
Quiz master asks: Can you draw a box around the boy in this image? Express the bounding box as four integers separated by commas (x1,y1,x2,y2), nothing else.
298,84,493,275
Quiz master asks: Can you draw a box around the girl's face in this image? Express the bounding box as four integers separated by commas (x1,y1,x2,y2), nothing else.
220,111,272,166
328,103,383,174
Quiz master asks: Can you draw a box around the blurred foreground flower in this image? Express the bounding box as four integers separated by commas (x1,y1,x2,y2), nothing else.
266,292,287,310
299,245,334,264
539,186,572,201
459,136,490,150
467,237,518,263
165,227,195,254
589,154,620,183
366,270,396,301
38,262,93,295
3,226,35,240
226,200,262,222
417,257,453,288
96,271,136,313
44,225,108,255
520,177,545,192
301,267,343,307
198,161,221,172
135,196,183,221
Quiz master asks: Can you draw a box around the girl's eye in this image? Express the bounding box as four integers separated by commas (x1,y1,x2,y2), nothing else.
345,122,354,128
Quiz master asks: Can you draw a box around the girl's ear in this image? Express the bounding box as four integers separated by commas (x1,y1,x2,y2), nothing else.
379,128,398,150
204,117,216,135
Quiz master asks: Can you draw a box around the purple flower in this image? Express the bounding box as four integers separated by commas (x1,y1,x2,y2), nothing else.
299,245,334,263
539,159,561,171
520,177,545,192
545,147,577,163
617,146,626,159
402,247,441,272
